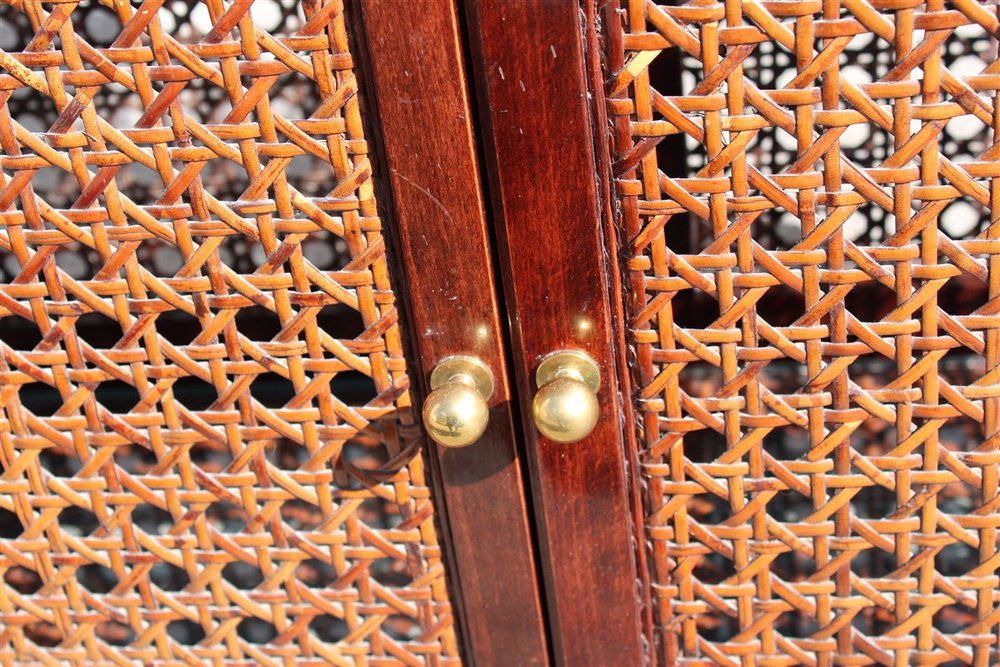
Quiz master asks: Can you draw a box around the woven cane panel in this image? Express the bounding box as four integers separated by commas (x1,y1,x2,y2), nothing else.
606,1,1000,665
0,1,459,665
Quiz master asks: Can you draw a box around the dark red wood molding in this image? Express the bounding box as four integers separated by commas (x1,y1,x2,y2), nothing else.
353,1,549,664
584,1,658,661
463,1,647,664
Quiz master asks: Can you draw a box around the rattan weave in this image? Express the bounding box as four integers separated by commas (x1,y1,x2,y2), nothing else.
606,1,1000,665
0,1,458,664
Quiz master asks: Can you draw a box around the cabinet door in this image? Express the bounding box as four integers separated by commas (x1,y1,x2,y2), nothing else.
462,2,1000,667
0,1,546,665
597,1,1000,665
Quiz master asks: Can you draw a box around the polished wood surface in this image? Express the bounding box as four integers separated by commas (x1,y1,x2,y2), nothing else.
354,1,549,663
464,1,647,663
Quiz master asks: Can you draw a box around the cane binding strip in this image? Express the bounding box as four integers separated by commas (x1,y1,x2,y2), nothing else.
0,1,458,664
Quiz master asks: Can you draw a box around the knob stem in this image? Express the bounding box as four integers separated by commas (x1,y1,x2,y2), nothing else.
550,366,586,384
535,350,600,393
448,373,478,390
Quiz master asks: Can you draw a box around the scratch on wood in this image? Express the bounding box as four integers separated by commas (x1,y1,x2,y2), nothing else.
392,169,454,225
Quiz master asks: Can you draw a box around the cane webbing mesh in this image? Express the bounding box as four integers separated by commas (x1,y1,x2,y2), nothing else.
606,1,1000,665
0,1,458,665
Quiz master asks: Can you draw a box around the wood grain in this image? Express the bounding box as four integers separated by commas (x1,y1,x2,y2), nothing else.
463,1,647,663
354,1,549,663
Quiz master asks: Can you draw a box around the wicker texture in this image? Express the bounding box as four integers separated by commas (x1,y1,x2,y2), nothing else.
0,1,458,665
606,1,1000,665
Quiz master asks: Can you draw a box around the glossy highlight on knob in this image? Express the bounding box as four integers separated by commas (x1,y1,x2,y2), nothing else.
531,350,601,444
422,356,495,448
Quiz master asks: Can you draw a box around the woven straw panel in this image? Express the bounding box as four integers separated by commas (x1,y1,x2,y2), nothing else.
0,1,458,665
606,1,1000,665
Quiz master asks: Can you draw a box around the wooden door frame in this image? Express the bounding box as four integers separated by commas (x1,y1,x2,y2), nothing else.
350,1,550,664
463,1,653,664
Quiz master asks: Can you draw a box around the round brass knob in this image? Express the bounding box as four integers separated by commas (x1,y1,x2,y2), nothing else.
531,350,601,443
422,356,495,448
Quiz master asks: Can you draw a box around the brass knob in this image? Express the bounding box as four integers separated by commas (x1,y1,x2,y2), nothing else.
531,350,601,443
422,356,495,448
